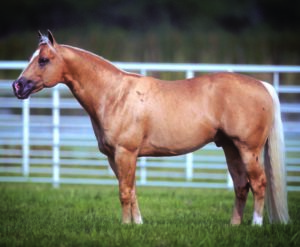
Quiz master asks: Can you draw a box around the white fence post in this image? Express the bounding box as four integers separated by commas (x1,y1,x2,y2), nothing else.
22,99,30,177
140,68,148,185
273,72,280,93
185,70,195,181
186,153,193,181
225,69,234,188
52,87,60,188
140,157,147,185
227,173,234,189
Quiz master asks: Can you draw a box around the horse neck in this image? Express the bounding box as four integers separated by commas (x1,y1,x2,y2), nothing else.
61,45,124,114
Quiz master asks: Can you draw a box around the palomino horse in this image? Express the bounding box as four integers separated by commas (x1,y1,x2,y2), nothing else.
13,31,289,225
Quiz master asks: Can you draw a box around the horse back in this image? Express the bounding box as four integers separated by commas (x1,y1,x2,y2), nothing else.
138,72,273,155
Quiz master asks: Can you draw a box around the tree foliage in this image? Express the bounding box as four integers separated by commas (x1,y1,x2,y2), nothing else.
1,0,299,36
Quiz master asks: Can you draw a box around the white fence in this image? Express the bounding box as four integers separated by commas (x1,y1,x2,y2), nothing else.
1,61,300,190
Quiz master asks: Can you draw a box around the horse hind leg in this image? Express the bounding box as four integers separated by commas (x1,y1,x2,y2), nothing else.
237,146,267,226
220,137,250,225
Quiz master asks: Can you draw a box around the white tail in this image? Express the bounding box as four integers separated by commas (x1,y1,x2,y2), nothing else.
262,82,289,224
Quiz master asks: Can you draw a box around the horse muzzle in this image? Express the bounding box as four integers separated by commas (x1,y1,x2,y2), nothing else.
12,77,35,99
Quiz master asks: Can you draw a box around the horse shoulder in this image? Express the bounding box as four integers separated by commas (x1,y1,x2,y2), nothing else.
95,76,150,153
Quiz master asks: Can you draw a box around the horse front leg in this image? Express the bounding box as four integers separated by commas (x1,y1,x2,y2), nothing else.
131,183,143,224
113,147,142,224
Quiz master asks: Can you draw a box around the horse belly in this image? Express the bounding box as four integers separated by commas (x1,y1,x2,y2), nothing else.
140,112,217,156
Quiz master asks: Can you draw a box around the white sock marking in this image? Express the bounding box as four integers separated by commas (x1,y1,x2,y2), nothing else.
252,211,263,225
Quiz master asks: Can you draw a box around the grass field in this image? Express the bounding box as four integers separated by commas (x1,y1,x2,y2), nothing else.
1,183,300,247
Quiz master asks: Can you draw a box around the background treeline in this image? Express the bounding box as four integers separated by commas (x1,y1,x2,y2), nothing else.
0,0,299,65
2,0,299,34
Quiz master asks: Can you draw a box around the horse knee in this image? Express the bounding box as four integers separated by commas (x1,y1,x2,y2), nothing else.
119,187,132,205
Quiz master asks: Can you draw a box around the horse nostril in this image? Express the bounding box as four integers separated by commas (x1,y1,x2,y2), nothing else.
16,82,23,90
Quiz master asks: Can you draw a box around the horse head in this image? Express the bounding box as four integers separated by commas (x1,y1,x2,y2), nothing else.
13,30,64,99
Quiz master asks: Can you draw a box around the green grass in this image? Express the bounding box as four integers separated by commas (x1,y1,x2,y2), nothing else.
0,183,300,247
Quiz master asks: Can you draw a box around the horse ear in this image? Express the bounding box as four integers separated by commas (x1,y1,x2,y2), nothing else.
37,30,43,42
38,30,43,39
47,30,57,46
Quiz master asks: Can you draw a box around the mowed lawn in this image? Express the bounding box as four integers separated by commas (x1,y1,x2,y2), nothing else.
0,183,299,247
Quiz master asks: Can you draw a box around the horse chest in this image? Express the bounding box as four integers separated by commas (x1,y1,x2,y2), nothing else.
97,135,115,156
91,119,116,156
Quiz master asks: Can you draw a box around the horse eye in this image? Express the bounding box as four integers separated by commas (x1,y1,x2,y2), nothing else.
38,57,50,67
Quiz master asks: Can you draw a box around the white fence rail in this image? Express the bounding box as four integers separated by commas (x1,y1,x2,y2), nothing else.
1,61,300,191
